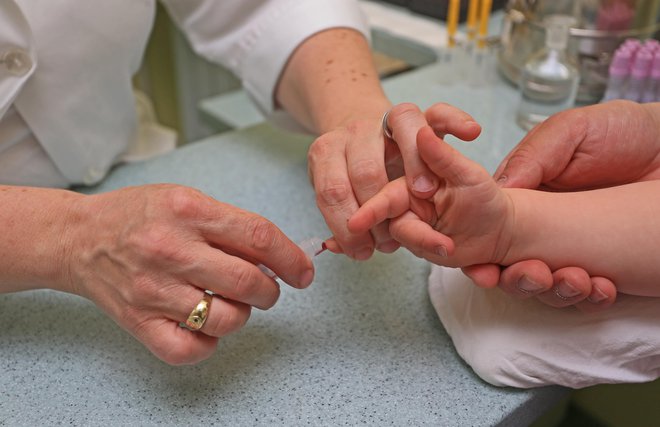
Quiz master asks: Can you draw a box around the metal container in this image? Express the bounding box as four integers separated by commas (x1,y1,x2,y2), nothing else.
498,0,660,103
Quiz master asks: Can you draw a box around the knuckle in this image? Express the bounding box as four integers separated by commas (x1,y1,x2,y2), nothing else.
308,135,334,163
166,186,204,219
317,180,352,207
244,216,278,252
132,224,186,263
350,159,382,192
228,263,259,301
126,275,159,307
389,102,422,125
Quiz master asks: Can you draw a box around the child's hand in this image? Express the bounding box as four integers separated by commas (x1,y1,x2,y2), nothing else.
349,126,514,268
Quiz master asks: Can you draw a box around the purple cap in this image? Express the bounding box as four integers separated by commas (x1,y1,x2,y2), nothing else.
623,38,642,53
652,52,660,79
631,49,653,79
609,47,633,77
644,39,660,52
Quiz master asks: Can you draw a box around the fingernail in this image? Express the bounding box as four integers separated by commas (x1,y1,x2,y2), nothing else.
556,280,581,300
377,240,399,253
300,269,314,288
517,275,545,294
496,175,507,187
587,287,609,304
435,245,448,257
354,247,373,260
413,175,436,193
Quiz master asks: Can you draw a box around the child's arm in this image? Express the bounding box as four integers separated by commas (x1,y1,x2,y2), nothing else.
505,182,660,297
350,126,660,298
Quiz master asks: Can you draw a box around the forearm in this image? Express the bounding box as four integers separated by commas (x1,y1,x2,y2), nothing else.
0,185,81,293
506,181,660,296
275,28,391,133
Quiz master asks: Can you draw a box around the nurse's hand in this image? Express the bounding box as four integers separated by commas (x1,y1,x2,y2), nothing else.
464,100,660,310
64,184,314,365
307,102,481,259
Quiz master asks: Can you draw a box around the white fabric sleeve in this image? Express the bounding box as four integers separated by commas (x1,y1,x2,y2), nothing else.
160,0,369,114
428,265,660,389
0,0,37,119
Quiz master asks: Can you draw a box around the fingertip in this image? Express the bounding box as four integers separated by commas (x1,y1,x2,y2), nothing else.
347,210,372,234
410,174,438,197
376,239,400,253
458,120,482,141
462,264,501,288
586,277,617,307
298,268,315,289
322,238,342,254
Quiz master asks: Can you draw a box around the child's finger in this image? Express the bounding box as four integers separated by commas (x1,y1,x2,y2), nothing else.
461,264,503,289
386,103,439,199
417,126,487,186
574,276,617,312
348,177,410,234
389,212,455,262
425,102,482,141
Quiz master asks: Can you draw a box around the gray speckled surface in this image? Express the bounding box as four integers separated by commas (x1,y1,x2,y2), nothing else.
0,119,566,425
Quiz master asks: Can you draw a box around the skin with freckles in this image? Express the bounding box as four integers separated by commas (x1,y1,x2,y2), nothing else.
350,125,660,301
1,27,462,365
277,30,481,261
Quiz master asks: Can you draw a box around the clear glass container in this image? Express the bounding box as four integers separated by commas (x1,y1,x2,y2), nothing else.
516,15,580,131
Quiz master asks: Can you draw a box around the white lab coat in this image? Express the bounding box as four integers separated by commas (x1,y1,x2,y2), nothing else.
0,0,368,186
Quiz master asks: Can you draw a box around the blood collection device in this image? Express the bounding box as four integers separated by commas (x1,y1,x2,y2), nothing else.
258,237,327,279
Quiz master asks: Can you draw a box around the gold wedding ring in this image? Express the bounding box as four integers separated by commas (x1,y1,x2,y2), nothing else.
381,109,393,140
185,291,213,331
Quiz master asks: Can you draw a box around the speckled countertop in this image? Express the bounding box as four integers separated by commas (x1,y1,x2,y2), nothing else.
0,63,567,425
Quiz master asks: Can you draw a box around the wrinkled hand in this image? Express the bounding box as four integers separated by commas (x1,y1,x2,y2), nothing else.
64,184,314,365
464,101,660,310
307,103,480,259
495,100,660,190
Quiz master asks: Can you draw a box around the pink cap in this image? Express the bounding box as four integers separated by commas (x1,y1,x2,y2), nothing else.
652,52,660,79
609,47,633,77
631,49,653,79
623,38,642,51
644,39,660,52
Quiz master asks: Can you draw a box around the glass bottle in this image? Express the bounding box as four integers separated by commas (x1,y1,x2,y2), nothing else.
516,15,580,131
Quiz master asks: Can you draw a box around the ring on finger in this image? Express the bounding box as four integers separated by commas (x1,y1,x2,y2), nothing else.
381,109,393,140
185,291,213,331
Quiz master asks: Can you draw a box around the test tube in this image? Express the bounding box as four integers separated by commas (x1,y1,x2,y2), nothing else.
642,52,660,103
438,0,461,84
602,47,633,102
623,48,653,102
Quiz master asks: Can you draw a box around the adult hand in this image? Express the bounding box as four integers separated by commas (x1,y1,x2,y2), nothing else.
464,101,660,310
308,103,481,259
63,184,314,365
495,100,660,190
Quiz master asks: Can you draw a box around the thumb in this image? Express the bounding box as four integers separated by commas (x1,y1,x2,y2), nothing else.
493,150,547,189
493,110,586,188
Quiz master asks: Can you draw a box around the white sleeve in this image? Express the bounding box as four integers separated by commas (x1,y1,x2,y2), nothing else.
0,0,37,119
159,0,369,114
